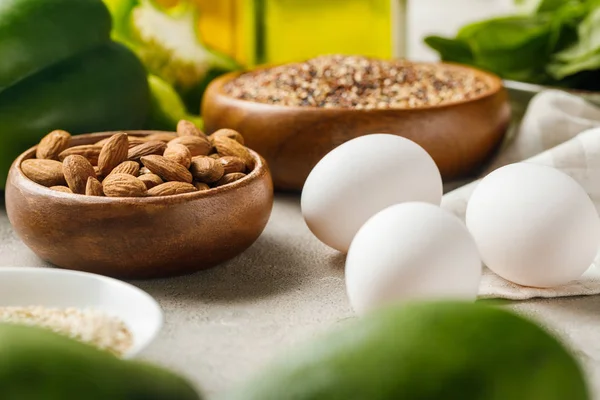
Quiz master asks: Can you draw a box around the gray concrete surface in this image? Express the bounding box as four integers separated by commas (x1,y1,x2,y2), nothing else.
1,194,600,398
0,3,595,397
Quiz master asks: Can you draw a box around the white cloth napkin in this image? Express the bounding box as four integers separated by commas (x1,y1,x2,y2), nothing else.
441,90,600,300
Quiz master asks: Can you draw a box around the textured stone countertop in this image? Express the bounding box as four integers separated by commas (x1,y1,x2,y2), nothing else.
1,2,596,397
1,195,600,398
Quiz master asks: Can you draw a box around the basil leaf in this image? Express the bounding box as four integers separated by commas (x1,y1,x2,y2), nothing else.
548,51,600,79
424,1,599,87
515,0,584,13
457,16,552,79
554,7,600,61
423,36,474,64
546,2,588,52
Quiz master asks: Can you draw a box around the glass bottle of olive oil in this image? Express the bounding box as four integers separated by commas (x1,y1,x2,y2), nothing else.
192,0,406,67
241,0,407,66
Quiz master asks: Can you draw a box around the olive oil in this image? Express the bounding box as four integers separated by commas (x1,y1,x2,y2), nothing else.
193,0,237,56
190,0,406,66
245,0,405,65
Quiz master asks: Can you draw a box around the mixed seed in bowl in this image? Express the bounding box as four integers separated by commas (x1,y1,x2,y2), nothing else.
224,55,492,110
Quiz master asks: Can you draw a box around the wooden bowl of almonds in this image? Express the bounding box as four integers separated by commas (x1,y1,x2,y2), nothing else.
202,55,511,191
5,122,274,279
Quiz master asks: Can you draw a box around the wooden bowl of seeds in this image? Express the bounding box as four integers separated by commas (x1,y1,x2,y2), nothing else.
202,55,511,191
5,125,274,279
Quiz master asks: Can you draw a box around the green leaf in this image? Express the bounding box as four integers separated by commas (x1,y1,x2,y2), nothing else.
546,2,588,52
425,15,558,83
423,36,474,64
514,0,584,13
555,6,600,61
457,15,550,44
537,0,582,13
548,50,600,79
428,0,598,86
547,6,600,79
457,16,553,80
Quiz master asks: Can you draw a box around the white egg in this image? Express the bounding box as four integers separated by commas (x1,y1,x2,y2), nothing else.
346,202,482,315
301,134,443,252
466,163,600,288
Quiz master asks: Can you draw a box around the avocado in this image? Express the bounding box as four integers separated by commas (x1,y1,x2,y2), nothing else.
0,323,202,400
226,301,589,400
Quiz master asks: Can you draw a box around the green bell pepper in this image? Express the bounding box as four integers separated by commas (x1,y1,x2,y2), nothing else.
0,0,150,188
103,0,239,126
146,74,204,131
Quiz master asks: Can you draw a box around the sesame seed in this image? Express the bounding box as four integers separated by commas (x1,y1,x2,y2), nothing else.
0,306,133,356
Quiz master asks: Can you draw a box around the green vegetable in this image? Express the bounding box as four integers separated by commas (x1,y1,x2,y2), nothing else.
431,16,555,82
423,36,474,65
131,0,238,95
549,6,600,78
0,323,201,400
104,0,239,125
0,0,150,188
425,0,600,90
103,0,138,43
147,74,203,131
227,301,589,400
515,0,579,14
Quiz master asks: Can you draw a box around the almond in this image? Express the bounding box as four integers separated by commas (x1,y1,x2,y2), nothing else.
148,181,198,196
36,130,71,160
215,172,246,187
85,177,104,196
98,132,128,176
21,159,66,187
213,136,254,169
127,136,147,148
163,143,192,168
102,173,147,197
49,186,72,193
218,156,246,174
94,138,109,146
138,173,163,189
193,182,210,191
208,153,220,159
96,135,150,148
140,155,193,183
189,156,224,183
139,167,152,175
58,145,102,165
177,120,207,138
127,141,167,161
168,136,211,157
146,132,177,142
209,128,244,145
109,161,140,177
63,155,96,194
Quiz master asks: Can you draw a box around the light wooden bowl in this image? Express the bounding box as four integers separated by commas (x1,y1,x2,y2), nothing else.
5,131,274,279
202,63,511,191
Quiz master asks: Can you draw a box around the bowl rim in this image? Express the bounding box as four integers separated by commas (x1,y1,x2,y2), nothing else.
504,79,600,97
12,131,269,205
0,266,163,358
208,60,505,113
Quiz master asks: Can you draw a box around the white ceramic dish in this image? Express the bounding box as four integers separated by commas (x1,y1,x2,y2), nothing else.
0,267,163,358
